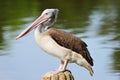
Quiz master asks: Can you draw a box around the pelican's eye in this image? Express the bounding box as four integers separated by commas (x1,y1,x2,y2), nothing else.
45,13,48,15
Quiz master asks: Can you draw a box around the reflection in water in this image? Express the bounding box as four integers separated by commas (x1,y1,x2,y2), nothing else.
94,4,120,74
0,0,40,55
112,48,120,73
0,0,120,80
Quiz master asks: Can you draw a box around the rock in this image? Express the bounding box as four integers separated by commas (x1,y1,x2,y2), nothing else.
41,70,74,80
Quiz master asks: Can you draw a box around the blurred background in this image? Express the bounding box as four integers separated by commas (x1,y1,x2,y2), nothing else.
0,0,120,80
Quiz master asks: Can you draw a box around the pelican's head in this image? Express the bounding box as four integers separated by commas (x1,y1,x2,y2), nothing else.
40,9,59,27
16,9,59,40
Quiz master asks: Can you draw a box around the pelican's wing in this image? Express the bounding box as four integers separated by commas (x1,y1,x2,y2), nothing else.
48,28,93,66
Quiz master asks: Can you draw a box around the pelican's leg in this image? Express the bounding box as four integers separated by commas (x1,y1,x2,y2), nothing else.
53,59,69,74
59,59,68,71
58,60,64,70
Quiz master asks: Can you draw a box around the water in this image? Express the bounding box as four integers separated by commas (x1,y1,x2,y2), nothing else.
0,0,120,80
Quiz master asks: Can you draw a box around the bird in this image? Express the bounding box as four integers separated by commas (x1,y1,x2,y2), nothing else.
16,9,94,76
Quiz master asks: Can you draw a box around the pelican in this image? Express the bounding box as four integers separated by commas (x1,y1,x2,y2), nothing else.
16,9,94,76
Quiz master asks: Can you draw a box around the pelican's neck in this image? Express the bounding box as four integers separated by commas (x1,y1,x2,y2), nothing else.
35,25,51,33
35,25,44,33
34,25,49,43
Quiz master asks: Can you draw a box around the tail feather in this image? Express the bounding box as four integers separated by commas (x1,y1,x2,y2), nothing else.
75,53,94,76
84,64,94,76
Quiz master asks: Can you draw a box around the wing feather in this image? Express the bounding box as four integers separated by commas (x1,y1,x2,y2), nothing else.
47,28,93,66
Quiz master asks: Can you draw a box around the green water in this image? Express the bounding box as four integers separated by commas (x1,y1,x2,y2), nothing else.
0,0,120,80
